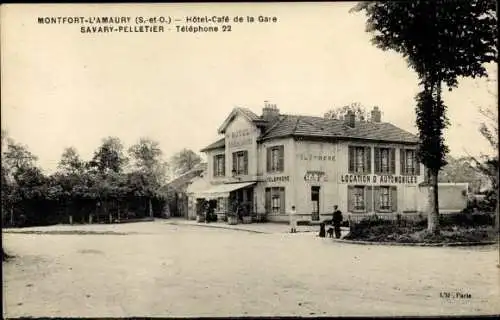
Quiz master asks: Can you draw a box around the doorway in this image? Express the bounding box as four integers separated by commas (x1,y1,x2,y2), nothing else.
311,186,320,221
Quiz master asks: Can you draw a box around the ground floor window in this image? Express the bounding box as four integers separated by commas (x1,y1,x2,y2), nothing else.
375,186,397,213
353,187,365,210
265,187,285,214
348,185,373,213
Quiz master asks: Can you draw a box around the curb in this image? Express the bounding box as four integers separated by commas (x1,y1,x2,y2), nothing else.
165,222,268,234
330,238,497,247
164,221,320,234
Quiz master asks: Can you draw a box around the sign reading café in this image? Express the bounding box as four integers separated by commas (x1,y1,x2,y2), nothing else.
339,173,418,184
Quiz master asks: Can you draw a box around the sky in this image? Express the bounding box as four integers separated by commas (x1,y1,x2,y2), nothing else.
1,3,498,174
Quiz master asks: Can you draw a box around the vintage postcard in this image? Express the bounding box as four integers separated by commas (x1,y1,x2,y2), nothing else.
1,2,499,318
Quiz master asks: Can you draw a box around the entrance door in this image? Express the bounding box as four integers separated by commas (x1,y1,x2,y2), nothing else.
311,186,320,221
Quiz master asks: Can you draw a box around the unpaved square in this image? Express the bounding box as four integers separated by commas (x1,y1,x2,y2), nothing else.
3,221,499,317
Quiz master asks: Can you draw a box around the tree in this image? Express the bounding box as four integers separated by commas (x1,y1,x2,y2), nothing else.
439,156,487,192
87,137,129,221
88,137,128,174
471,105,498,229
58,147,85,175
128,138,169,217
352,1,497,233
170,149,202,177
324,102,369,121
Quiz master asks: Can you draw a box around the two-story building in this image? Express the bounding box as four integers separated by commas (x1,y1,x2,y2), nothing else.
192,101,425,222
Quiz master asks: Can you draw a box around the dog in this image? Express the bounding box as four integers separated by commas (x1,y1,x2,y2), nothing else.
327,227,334,238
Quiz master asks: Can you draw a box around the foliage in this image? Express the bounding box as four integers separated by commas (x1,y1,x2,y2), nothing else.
58,147,85,175
170,148,202,176
88,137,128,174
1,133,173,227
352,0,497,233
323,102,369,121
438,156,487,192
345,214,496,243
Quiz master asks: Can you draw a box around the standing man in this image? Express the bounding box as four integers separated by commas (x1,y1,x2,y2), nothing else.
290,205,297,233
332,205,343,239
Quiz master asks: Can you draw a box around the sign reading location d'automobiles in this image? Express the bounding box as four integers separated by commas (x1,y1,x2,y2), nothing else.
339,173,418,184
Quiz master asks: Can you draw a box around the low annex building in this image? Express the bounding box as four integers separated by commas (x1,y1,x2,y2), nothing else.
190,101,427,222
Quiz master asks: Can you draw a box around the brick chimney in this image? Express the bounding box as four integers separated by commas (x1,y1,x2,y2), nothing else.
345,110,355,127
262,100,280,122
371,106,381,123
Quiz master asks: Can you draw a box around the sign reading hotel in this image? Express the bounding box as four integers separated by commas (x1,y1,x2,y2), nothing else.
339,174,418,184
227,129,253,148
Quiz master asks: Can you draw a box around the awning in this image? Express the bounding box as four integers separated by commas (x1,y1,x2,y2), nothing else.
195,181,256,200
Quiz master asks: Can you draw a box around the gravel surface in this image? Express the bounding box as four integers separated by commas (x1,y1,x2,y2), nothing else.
3,221,499,317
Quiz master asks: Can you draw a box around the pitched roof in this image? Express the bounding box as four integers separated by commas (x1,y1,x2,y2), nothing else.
217,107,261,134
238,107,260,121
259,114,419,144
201,112,419,152
163,162,207,191
200,137,225,152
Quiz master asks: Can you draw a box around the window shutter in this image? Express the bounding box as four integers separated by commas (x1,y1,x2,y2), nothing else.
348,146,355,173
232,153,237,174
213,155,217,176
373,186,381,212
365,147,371,174
400,149,405,176
365,186,373,212
279,145,285,172
280,187,286,214
244,151,248,175
374,148,380,174
414,153,420,176
347,186,354,212
266,148,271,172
222,157,225,176
390,148,396,174
391,186,398,212
265,188,271,213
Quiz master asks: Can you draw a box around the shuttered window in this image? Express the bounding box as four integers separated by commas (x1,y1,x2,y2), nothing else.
374,148,395,174
348,186,373,213
375,186,398,212
213,154,225,177
232,151,248,175
348,146,372,174
267,145,284,172
400,148,419,175
348,185,366,212
365,186,373,212
265,187,285,214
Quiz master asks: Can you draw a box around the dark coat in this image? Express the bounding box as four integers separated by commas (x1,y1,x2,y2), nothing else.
332,210,343,226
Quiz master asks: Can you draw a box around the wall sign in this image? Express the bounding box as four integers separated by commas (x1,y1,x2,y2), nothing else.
339,174,418,184
298,153,335,161
266,176,290,183
227,129,253,148
304,171,328,182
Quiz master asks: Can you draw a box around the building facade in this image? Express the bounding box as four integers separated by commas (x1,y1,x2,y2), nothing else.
194,102,426,222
